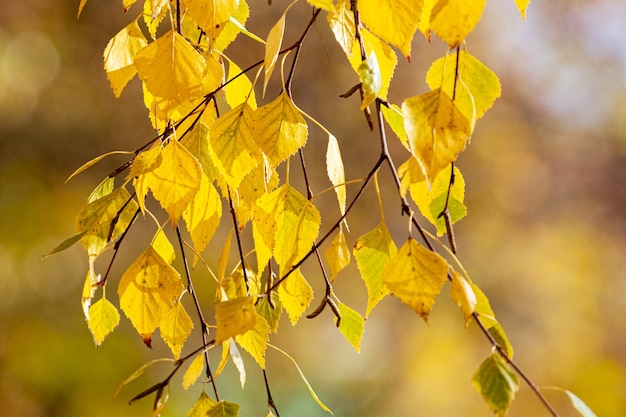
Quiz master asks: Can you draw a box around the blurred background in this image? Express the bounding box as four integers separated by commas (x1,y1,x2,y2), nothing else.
1,0,625,416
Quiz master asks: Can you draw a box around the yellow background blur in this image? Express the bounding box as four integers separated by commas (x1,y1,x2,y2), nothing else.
1,1,625,416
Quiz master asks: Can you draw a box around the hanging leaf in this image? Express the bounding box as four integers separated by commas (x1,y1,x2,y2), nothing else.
358,52,382,110
214,296,257,344
182,354,205,390
118,246,184,346
381,103,408,149
417,0,438,41
450,270,476,326
229,341,246,388
225,58,257,110
278,269,313,325
383,238,449,322
103,18,147,97
472,353,520,417
564,390,598,417
263,13,286,96
183,0,240,34
328,0,355,56
187,392,218,417
212,0,252,53
236,313,270,368
87,297,120,346
151,228,175,264
325,227,351,281
358,0,422,58
326,133,347,216
160,302,194,359
514,0,531,21
354,221,397,317
256,294,282,334
207,400,241,417
431,0,487,47
252,92,308,167
183,173,222,262
336,302,365,353
402,88,472,184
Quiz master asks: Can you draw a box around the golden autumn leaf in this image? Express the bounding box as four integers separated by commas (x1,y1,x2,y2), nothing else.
383,237,449,322
225,58,257,110
417,0,439,41
327,0,355,56
354,221,397,317
401,88,472,184
252,92,308,167
151,228,175,264
514,0,531,21
160,302,194,359
236,313,270,368
212,0,252,53
278,268,313,325
349,28,397,101
182,353,205,389
431,0,487,47
426,50,501,121
103,18,147,97
358,0,422,58
336,302,365,353
324,227,351,281
183,0,240,34
326,133,347,216
214,296,257,345
306,0,335,12
183,173,222,262
187,392,218,417
118,246,184,346
208,103,262,191
450,270,477,326
87,297,120,346
263,12,285,96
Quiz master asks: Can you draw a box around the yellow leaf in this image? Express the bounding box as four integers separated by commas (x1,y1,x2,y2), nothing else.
182,353,205,389
358,0,422,58
187,392,218,417
348,28,397,101
383,237,449,322
183,173,222,262
263,12,286,96
381,103,408,149
143,0,169,39
77,0,88,17
66,151,134,183
184,0,240,34
253,92,308,167
151,228,176,264
256,294,282,334
134,30,208,109
160,302,194,359
123,0,138,13
426,50,501,121
214,296,257,344
336,302,365,353
450,270,476,326
118,246,184,346
224,59,257,110
209,103,262,191
146,139,202,226
514,0,531,21
353,221,397,317
181,110,220,182
87,297,120,346
326,133,347,216
278,268,313,325
324,228,351,281
236,313,270,368
233,161,280,228
103,19,147,97
221,267,260,301
409,164,467,236
358,52,381,110
328,0,355,56
252,184,321,268
217,229,233,286
417,0,439,41
401,88,472,184
212,0,252,53
431,0,487,47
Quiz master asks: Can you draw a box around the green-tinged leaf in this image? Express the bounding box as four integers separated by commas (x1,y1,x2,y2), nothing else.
336,302,365,353
402,88,472,184
160,302,194,359
256,294,282,334
44,231,88,258
182,353,205,389
397,156,425,197
565,390,598,417
472,353,519,417
514,0,531,21
236,313,270,368
252,92,308,167
115,357,175,398
325,228,351,281
426,50,501,121
354,222,397,317
269,344,333,414
278,269,313,325
431,0,487,47
358,52,382,110
186,392,218,417
87,177,115,203
207,400,241,417
383,238,449,322
358,0,422,58
263,13,285,96
489,323,515,359
326,133,347,215
209,103,262,191
214,296,257,344
450,270,476,326
225,58,257,110
66,151,133,183
183,173,222,262
87,297,120,346
103,19,147,97
118,246,184,346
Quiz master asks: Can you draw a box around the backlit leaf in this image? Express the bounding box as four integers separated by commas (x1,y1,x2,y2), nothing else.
214,296,257,344
514,0,531,21
450,270,476,326
160,302,194,359
256,294,282,334
263,13,286,96
87,297,120,346
236,313,270,368
209,103,262,191
252,92,308,167
183,173,222,261
212,0,251,53
118,246,184,345
472,353,519,417
402,88,472,184
225,59,257,110
325,227,351,281
207,400,241,417
326,133,347,215
426,50,501,121
278,268,313,325
183,0,240,34
354,222,397,317
151,228,175,264
229,340,246,388
358,52,382,110
146,139,202,226
431,0,487,47
336,302,365,353
381,103,408,149
182,354,205,389
66,151,134,183
103,18,147,97
383,237,449,322
565,390,598,417
328,0,355,55
358,0,422,58
187,392,218,417
306,0,335,12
